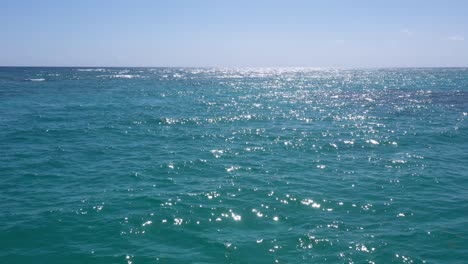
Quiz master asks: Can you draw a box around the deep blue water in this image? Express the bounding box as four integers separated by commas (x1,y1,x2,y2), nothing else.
1,67,467,263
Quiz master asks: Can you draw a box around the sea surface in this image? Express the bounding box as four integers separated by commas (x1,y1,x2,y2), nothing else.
1,67,467,263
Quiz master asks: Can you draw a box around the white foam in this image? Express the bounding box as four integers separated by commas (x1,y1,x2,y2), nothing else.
112,74,137,79
97,74,140,79
77,68,106,72
29,78,45,82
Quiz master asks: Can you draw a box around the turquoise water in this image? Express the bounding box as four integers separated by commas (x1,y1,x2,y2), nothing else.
1,67,467,263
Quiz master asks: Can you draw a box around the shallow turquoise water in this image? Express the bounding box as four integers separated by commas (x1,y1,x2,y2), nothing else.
1,67,467,263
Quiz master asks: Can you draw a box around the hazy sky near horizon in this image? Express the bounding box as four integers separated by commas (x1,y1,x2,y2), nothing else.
1,0,467,67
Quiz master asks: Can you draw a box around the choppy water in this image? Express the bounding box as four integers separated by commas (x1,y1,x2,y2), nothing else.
1,67,467,263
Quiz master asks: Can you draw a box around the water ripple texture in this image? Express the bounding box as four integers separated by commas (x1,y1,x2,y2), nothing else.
1,67,467,263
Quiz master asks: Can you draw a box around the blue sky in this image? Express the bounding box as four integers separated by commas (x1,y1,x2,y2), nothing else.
1,0,467,67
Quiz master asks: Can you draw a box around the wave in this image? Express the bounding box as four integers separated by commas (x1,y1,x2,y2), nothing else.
28,78,46,82
97,74,141,79
77,68,106,72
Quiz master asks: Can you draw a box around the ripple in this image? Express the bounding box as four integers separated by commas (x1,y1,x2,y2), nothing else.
1,67,466,263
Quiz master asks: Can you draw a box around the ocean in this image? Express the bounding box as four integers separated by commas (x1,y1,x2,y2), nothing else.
1,67,467,263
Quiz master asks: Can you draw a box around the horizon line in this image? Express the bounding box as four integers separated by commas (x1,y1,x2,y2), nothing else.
1,65,468,69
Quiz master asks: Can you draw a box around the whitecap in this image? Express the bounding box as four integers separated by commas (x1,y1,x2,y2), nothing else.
28,78,45,82
77,68,106,72
112,74,138,79
97,74,140,79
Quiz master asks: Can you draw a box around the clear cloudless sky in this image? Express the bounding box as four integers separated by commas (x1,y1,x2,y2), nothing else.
1,0,467,67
